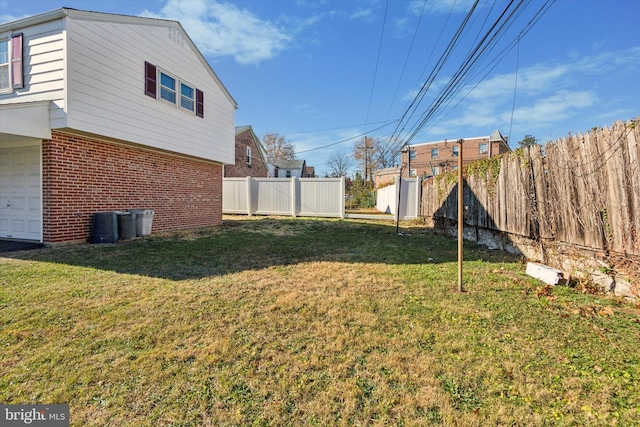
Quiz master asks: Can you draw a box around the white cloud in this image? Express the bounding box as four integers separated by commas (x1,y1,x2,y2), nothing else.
416,44,640,135
507,90,595,125
349,7,374,20
0,13,28,24
141,0,292,65
413,0,483,15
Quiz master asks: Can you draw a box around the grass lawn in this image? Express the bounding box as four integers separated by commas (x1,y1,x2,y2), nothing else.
1,216,638,426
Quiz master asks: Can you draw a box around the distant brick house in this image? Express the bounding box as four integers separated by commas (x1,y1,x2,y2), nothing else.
224,126,270,177
401,130,510,178
373,166,400,188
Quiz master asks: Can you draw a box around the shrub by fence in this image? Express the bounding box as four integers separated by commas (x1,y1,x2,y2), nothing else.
421,118,639,295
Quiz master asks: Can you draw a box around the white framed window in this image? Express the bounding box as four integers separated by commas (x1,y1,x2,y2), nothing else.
452,145,459,157
479,143,488,155
146,63,203,117
246,147,252,165
409,150,417,160
0,33,23,93
0,38,9,91
409,168,417,177
159,71,177,104
431,148,439,159
286,170,291,178
180,82,195,112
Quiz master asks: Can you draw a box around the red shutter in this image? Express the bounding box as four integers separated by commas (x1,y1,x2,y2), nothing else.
144,61,157,98
196,89,204,118
11,33,23,90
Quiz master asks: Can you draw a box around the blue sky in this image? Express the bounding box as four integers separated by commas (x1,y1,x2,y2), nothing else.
2,0,639,176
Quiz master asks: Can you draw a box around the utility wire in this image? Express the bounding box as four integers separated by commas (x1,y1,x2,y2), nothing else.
413,0,554,140
284,120,394,135
363,0,389,134
296,120,398,154
401,0,531,145
386,0,481,149
383,0,427,122
508,37,520,145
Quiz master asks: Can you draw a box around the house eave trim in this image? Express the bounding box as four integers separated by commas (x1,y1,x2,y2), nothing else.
0,101,51,139
0,8,68,32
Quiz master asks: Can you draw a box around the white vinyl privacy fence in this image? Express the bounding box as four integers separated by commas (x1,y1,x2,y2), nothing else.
376,177,421,220
223,177,346,218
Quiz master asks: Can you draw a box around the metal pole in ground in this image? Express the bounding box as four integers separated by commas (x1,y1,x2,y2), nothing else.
396,174,402,235
457,138,464,292
397,145,408,235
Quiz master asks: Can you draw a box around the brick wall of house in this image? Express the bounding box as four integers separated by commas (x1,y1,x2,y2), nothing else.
42,130,222,243
374,167,400,188
224,129,268,178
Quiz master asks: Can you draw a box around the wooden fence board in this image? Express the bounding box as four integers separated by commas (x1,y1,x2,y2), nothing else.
421,118,639,257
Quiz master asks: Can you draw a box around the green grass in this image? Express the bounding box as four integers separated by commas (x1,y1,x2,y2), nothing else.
1,216,639,426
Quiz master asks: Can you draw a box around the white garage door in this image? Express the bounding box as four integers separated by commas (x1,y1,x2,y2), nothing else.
0,144,42,241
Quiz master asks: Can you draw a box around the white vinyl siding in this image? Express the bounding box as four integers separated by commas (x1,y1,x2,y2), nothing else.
1,11,235,163
64,14,235,163
0,20,65,127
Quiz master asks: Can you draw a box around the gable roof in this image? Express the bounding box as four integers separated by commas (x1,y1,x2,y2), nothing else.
235,125,269,168
374,166,400,175
490,129,506,142
0,7,237,108
271,159,305,170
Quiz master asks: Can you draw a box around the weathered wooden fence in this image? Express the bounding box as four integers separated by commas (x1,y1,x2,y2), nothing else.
422,118,639,288
223,177,345,218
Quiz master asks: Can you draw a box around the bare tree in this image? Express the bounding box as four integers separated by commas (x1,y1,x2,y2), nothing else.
353,136,376,182
373,138,400,169
353,136,397,182
262,133,296,161
326,151,353,177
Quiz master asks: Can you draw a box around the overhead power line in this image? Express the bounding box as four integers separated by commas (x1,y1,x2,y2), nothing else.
383,0,427,123
363,0,390,134
386,0,481,149
403,0,527,145
416,0,555,139
284,120,393,135
295,120,398,154
386,0,555,149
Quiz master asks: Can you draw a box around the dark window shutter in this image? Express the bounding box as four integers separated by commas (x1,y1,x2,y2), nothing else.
144,61,157,98
196,89,204,118
11,33,24,90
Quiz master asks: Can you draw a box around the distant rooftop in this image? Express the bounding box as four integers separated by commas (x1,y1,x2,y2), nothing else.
271,159,305,169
